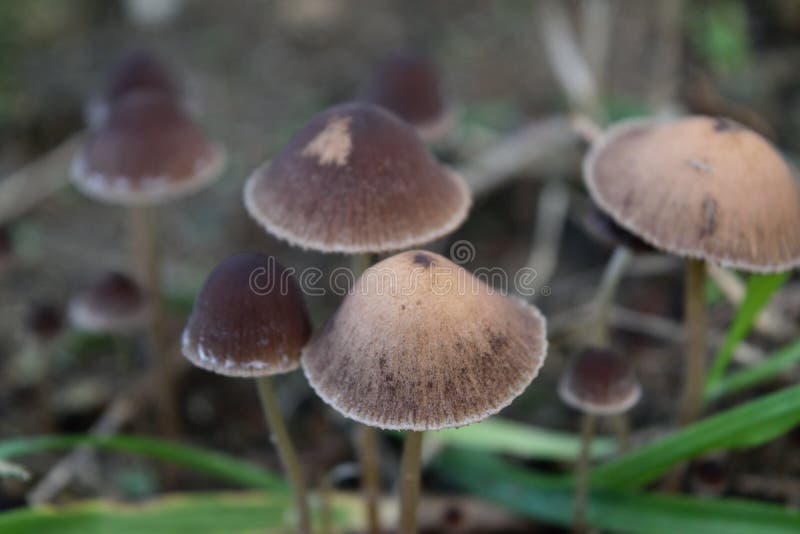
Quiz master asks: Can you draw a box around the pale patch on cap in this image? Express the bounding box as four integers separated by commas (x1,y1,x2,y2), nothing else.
301,116,353,166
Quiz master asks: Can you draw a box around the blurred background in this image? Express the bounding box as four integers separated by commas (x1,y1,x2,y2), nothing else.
2,0,800,530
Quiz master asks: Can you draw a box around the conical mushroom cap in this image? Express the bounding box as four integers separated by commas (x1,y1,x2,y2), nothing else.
584,116,800,272
182,253,311,377
71,90,225,205
558,347,641,416
69,272,149,333
364,53,451,142
302,250,548,431
244,102,470,253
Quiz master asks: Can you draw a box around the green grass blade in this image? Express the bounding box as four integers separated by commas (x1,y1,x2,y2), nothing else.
428,418,615,460
592,383,800,489
707,272,790,388
0,492,365,534
435,449,800,534
707,339,800,401
0,435,286,491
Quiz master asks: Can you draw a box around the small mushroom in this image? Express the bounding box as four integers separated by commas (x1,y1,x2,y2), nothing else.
303,250,548,532
558,347,640,532
244,102,470,254
583,115,800,425
182,252,312,533
68,272,149,334
362,53,453,143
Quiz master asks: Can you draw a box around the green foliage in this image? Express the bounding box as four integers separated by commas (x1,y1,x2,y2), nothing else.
0,435,286,491
708,339,800,401
436,450,800,534
707,272,790,388
689,0,751,74
428,417,615,460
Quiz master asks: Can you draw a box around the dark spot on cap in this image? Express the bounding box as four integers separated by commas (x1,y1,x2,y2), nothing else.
443,505,464,527
700,194,718,238
713,117,742,132
487,331,509,353
412,253,434,266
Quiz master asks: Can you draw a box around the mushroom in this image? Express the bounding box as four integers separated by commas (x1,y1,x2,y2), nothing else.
583,115,800,424
244,100,471,532
68,272,150,334
558,346,640,532
361,53,453,143
71,88,225,437
302,250,548,533
85,50,180,129
182,252,312,533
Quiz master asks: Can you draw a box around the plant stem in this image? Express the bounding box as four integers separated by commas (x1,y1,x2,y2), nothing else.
129,206,179,439
589,246,633,345
255,375,311,534
360,425,381,534
680,258,707,426
399,431,424,534
573,413,595,533
352,253,380,534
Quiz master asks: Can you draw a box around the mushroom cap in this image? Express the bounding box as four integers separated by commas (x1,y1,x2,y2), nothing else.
86,50,179,128
69,272,149,334
182,253,311,377
584,116,800,272
363,53,451,142
71,90,225,205
301,250,548,431
244,102,470,253
558,347,641,416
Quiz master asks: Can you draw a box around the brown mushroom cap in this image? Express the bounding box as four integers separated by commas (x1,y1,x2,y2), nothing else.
182,253,311,377
558,347,641,416
69,272,149,333
584,116,800,272
301,250,547,431
244,102,470,254
363,53,452,142
71,90,225,205
87,50,179,128
583,203,653,254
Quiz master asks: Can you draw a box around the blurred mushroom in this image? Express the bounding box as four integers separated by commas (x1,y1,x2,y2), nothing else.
362,53,454,143
558,346,640,532
182,253,312,533
71,89,225,437
583,115,800,425
303,250,547,532
69,272,149,334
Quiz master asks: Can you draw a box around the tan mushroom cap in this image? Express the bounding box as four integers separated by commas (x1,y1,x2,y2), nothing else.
182,253,311,377
71,90,225,206
244,102,471,254
69,272,149,334
558,347,641,416
302,250,548,431
584,116,800,272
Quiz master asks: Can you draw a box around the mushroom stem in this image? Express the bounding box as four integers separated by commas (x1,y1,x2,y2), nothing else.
611,413,631,453
352,252,381,534
573,413,595,532
680,258,707,426
129,205,179,439
399,430,424,534
590,245,633,344
255,375,311,534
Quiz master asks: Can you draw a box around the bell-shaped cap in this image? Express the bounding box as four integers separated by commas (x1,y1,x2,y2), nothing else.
558,347,641,416
71,90,225,205
244,102,470,253
363,53,452,142
69,272,149,333
302,250,548,431
584,116,800,272
582,204,653,253
182,253,311,377
86,50,179,128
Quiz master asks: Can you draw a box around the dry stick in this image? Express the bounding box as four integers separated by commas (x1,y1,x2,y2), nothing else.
398,431,424,534
527,181,570,298
351,253,381,534
587,246,634,345
255,376,311,534
573,413,595,533
129,206,179,439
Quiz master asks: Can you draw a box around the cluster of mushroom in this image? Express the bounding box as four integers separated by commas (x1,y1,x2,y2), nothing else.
182,99,548,533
